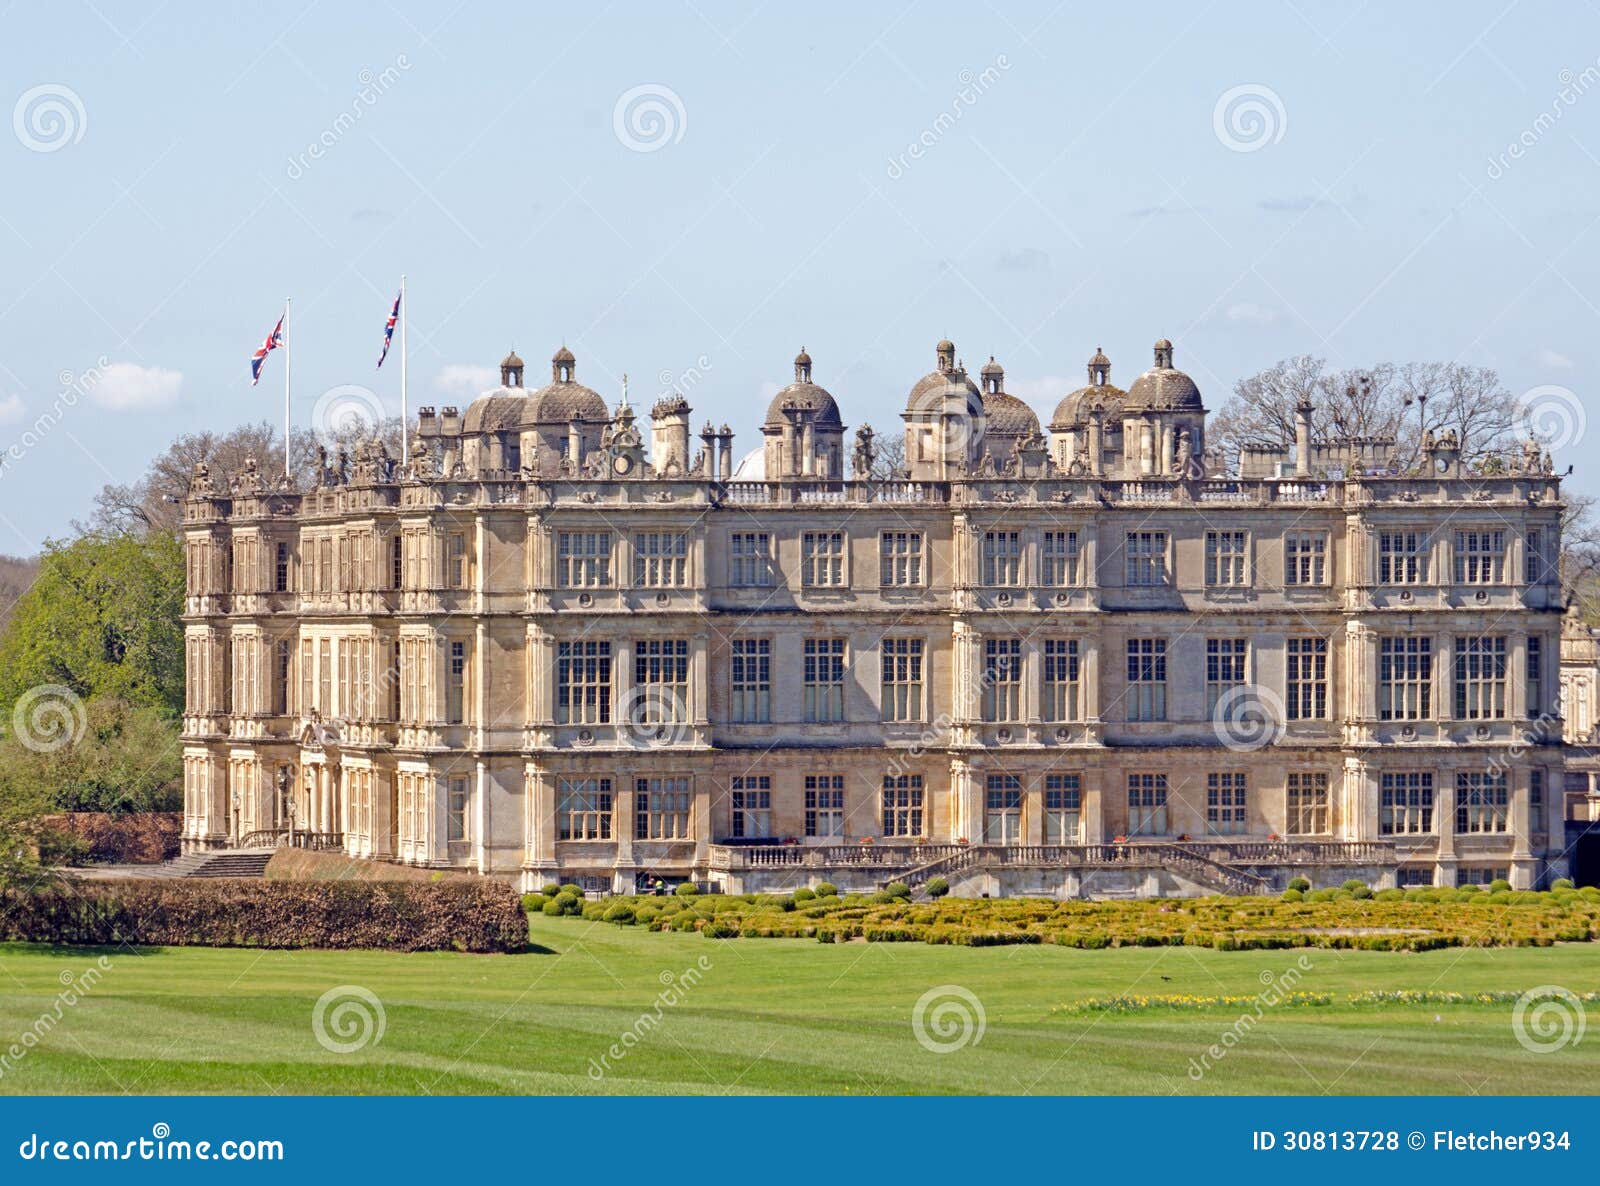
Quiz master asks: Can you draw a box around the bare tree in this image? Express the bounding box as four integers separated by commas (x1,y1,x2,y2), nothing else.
1211,357,1527,472
87,418,406,535
869,432,907,481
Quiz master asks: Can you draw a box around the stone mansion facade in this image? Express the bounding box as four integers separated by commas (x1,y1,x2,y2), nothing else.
180,339,1569,895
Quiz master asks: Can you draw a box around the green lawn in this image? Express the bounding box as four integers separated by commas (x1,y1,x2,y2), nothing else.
0,915,1594,1095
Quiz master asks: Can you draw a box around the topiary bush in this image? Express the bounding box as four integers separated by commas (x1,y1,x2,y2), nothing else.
815,882,838,898
1552,877,1575,891
1287,876,1311,892
1350,885,1373,900
1488,878,1512,894
793,887,816,902
1280,888,1303,902
884,882,911,899
925,877,950,899
1341,879,1367,893
602,902,636,925
674,882,699,897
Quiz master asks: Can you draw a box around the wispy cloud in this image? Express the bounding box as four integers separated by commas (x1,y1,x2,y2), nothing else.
995,247,1050,272
435,364,498,397
1226,302,1279,325
91,363,182,410
0,394,24,425
1536,348,1574,369
1127,200,1206,218
1258,194,1335,213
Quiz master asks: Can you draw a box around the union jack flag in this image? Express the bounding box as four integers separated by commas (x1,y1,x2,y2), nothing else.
377,288,401,368
250,315,285,386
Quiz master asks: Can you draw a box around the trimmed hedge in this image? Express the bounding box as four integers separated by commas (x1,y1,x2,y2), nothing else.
0,878,528,953
538,889,1600,951
39,813,180,865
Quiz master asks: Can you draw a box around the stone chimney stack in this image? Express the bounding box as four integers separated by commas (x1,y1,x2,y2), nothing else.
650,396,691,474
1294,398,1313,477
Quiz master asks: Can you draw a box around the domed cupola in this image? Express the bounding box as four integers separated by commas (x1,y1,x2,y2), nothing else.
1124,338,1203,414
761,348,845,478
1049,347,1128,473
902,340,987,480
1121,338,1207,478
975,357,1041,463
526,346,609,426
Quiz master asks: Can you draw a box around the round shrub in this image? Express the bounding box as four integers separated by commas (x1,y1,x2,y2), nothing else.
1287,876,1311,892
602,903,636,925
1488,878,1512,894
540,896,566,917
581,900,608,921
1551,877,1575,891
1457,883,1481,894
558,883,584,896
815,882,838,898
1350,885,1373,900
868,890,897,904
1341,879,1367,893
520,892,542,912
884,882,911,900
1487,890,1512,904
1280,888,1303,903
1375,888,1404,901
541,883,562,897
1402,887,1429,902
793,887,816,902
926,877,950,899
674,882,700,898
702,920,739,939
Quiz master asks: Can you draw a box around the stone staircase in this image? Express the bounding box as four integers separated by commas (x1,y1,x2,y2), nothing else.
72,847,274,880
888,842,1272,897
1163,845,1270,896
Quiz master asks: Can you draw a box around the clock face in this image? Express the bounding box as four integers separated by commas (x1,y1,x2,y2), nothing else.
1435,457,1449,474
613,454,632,475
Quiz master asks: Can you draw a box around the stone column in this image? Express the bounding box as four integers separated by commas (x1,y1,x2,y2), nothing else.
1082,768,1105,844
522,766,556,871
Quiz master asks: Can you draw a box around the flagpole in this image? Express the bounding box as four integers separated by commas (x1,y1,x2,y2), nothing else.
400,274,409,463
283,297,292,478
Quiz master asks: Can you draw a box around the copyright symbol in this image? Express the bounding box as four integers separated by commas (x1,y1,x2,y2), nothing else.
1407,1131,1424,1150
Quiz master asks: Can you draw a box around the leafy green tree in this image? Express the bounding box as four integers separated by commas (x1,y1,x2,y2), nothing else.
0,696,181,814
0,532,184,718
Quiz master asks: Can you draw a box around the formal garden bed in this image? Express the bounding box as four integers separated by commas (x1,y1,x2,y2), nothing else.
526,878,1600,951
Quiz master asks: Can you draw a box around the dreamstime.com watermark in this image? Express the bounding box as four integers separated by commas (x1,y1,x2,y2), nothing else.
912,984,986,1053
1187,954,1315,1081
286,56,413,180
13,83,86,152
10,684,88,753
1511,985,1586,1054
1212,84,1287,152
886,56,1011,179
587,955,713,1080
17,1123,283,1163
613,84,687,153
311,985,386,1054
1487,61,1600,179
0,358,110,481
0,957,112,1082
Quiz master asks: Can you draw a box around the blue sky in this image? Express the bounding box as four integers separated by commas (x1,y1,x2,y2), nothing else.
2,1,1598,546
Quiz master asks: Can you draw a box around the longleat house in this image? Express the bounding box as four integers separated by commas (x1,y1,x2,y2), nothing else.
180,338,1580,896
